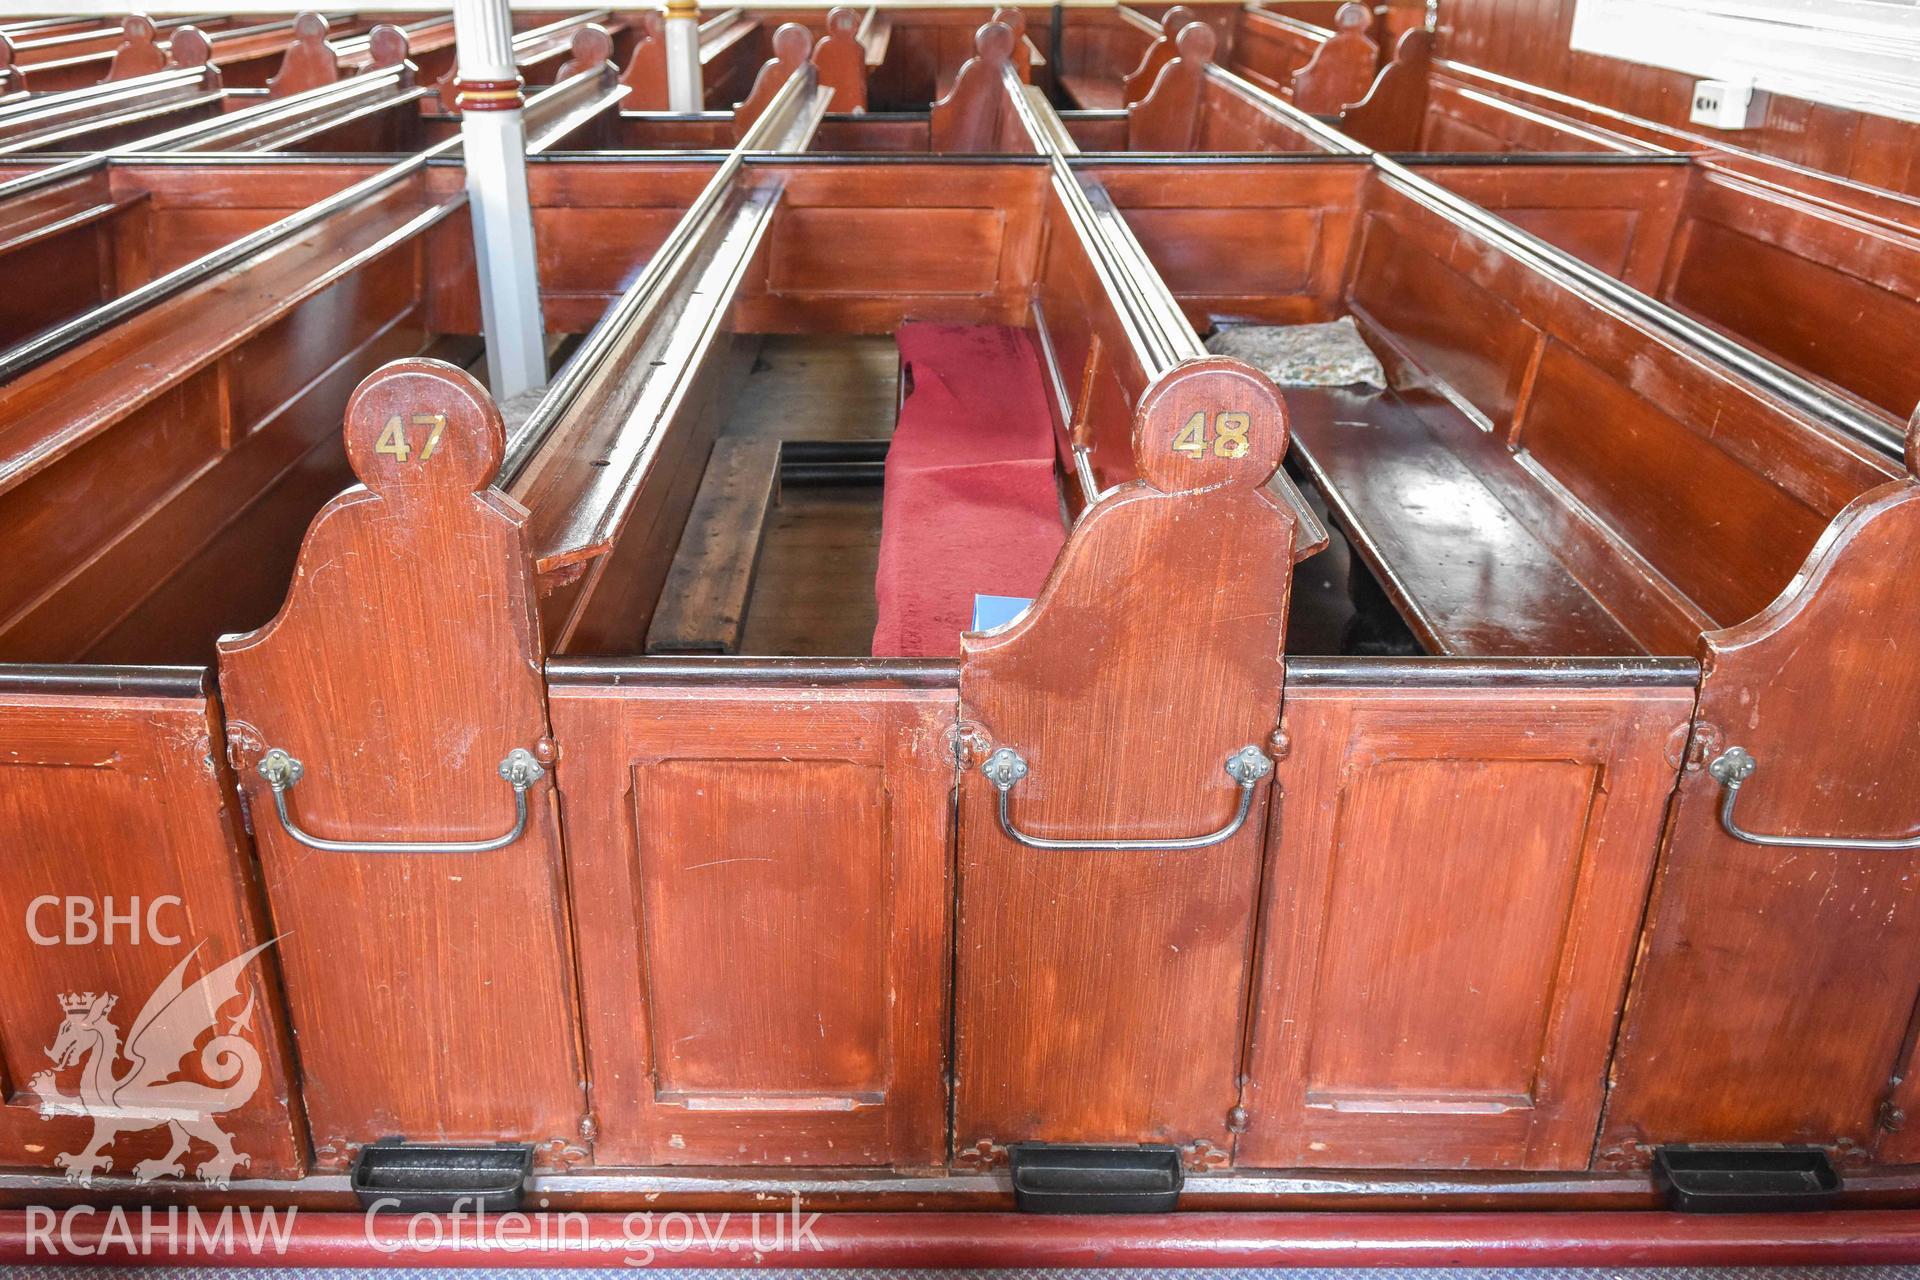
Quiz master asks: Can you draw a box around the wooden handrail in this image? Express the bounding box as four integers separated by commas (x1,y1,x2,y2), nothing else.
994,49,1330,544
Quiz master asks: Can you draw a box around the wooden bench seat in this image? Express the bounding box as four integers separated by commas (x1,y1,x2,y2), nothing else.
871,321,1064,658
1059,73,1126,110
646,436,781,654
1284,381,1646,655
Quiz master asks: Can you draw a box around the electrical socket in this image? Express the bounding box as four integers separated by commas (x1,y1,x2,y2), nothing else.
1689,78,1762,130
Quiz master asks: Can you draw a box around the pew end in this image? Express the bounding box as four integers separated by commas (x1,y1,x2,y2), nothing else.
812,5,869,113
734,22,813,141
1128,21,1215,151
1338,26,1433,148
1289,2,1379,114
955,357,1296,1157
930,21,1019,153
266,13,340,99
104,14,168,83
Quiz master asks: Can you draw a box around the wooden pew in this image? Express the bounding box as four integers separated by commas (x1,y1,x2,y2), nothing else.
0,24,436,161
6,14,220,93
1417,156,1920,425
0,65,627,667
501,55,828,650
0,30,223,156
263,13,457,98
1228,1,1378,113
9,10,1920,1211
616,8,768,111
432,10,621,112
165,57,1335,1171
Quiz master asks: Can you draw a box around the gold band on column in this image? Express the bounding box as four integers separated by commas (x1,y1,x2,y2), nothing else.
454,76,526,112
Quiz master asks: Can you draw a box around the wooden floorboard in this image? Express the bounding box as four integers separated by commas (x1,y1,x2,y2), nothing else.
647,437,782,654
724,334,900,442
720,335,898,655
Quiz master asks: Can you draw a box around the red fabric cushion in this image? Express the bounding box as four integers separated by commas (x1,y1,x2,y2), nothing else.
872,323,1066,658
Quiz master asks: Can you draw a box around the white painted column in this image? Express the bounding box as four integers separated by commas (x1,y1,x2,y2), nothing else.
664,0,704,113
454,0,546,399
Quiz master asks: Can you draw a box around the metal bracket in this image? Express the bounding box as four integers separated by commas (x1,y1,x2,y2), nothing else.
256,746,546,855
981,744,1271,851
1707,746,1920,851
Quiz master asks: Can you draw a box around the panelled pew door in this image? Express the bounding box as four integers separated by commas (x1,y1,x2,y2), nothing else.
0,671,304,1181
546,670,955,1167
1239,674,1693,1169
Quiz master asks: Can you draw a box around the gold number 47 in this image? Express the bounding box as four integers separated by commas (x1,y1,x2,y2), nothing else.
1172,411,1252,459
374,413,448,463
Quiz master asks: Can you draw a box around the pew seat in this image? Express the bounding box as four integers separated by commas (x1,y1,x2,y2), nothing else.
1059,74,1126,111
872,321,1064,658
1284,381,1648,658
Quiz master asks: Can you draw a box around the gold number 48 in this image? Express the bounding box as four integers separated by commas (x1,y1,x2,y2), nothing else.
373,413,448,464
1172,410,1252,459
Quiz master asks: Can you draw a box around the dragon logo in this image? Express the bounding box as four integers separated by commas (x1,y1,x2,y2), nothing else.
30,940,274,1188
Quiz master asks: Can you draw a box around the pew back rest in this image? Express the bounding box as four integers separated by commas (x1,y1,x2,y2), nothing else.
1346,171,1898,645
1422,75,1644,153
1658,167,1920,422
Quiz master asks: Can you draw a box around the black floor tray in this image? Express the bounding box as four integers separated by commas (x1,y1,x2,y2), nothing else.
1008,1143,1183,1214
1652,1145,1841,1213
350,1140,535,1213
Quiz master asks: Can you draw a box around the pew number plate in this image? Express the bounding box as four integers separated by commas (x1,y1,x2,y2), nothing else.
1172,411,1250,459
374,413,448,463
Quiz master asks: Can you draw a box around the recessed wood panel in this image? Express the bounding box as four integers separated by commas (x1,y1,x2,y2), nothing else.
0,687,303,1180
636,759,892,1102
1121,207,1320,297
768,206,1007,297
1241,681,1689,1170
551,680,954,1168
1664,218,1920,421
1348,214,1537,435
1305,757,1598,1107
1498,207,1638,277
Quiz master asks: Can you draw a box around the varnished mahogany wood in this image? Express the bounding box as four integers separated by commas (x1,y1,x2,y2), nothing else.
0,166,457,665
549,674,953,1166
1337,27,1432,150
1602,416,1920,1166
217,362,588,1170
1244,677,1689,1168
1422,160,1920,422
1286,3,1377,113
0,675,304,1179
264,13,341,99
1231,2,1377,114
1127,22,1213,151
955,359,1296,1165
1116,4,1196,104
812,6,868,111
734,23,813,141
928,22,1020,153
